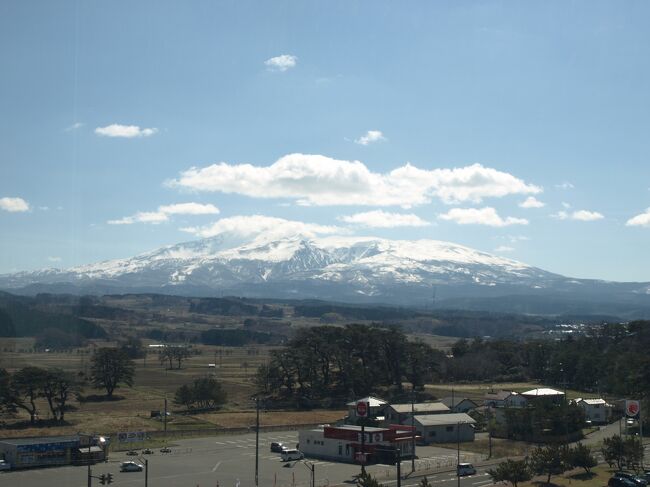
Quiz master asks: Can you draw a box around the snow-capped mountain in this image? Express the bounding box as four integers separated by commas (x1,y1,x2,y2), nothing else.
2,234,650,311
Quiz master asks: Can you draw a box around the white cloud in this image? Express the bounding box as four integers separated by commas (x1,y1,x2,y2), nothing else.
561,201,571,209
65,122,84,131
0,196,30,212
551,209,604,221
572,210,604,221
519,196,545,208
180,215,344,240
264,54,297,72
168,154,541,207
555,181,575,190
626,208,650,227
439,207,528,227
95,124,158,138
338,210,429,228
108,202,219,225
494,246,515,252
355,130,386,146
47,256,62,263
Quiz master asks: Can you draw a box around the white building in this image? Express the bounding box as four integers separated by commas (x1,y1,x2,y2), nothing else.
299,424,416,464
346,396,388,422
574,398,612,424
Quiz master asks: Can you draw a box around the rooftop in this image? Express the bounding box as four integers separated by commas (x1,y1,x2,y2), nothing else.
440,397,478,408
522,388,565,397
346,396,388,407
413,413,476,426
389,402,450,414
0,435,80,446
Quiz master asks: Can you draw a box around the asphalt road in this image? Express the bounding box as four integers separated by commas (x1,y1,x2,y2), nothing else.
0,430,488,487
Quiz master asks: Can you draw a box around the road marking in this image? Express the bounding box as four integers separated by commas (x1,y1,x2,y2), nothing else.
472,480,492,485
212,461,222,472
215,441,227,445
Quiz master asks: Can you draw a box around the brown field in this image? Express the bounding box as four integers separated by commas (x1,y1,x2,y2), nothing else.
0,338,309,438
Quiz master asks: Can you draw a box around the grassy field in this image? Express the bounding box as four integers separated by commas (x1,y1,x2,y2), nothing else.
0,338,307,438
519,464,618,487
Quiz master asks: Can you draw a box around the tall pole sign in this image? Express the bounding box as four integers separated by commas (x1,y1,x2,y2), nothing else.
626,400,640,418
357,401,369,475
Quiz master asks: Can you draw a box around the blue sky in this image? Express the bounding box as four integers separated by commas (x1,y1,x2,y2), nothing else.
1,0,650,281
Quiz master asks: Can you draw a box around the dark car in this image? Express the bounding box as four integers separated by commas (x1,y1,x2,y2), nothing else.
126,450,138,456
610,478,639,487
270,442,285,453
614,472,648,487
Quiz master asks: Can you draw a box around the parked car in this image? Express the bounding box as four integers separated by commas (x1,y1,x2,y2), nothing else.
643,472,650,482
609,477,639,487
281,449,304,462
614,472,648,487
126,450,138,456
270,442,285,453
120,461,144,472
160,447,172,453
457,463,477,476
0,460,11,471
142,448,153,455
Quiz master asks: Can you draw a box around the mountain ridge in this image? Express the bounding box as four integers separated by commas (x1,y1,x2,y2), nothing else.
1,233,649,316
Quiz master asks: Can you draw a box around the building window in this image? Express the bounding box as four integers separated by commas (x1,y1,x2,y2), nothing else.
446,426,454,432
429,431,436,437
339,444,343,455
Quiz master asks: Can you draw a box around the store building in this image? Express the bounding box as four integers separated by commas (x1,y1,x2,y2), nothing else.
0,434,108,470
413,413,476,444
299,424,416,464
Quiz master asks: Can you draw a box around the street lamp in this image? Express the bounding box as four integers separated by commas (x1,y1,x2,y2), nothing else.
300,460,315,487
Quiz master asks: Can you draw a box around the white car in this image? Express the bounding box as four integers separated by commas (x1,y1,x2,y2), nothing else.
120,461,144,472
0,460,10,471
457,463,476,476
281,449,304,461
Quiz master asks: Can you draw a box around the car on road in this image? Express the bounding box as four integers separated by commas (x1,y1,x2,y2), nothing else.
609,477,639,487
0,460,11,471
142,448,154,454
457,463,477,476
281,449,304,462
614,472,648,487
270,442,285,453
120,461,144,472
126,450,138,456
160,447,172,453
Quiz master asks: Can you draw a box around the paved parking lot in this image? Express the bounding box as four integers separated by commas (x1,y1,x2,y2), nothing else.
0,430,488,487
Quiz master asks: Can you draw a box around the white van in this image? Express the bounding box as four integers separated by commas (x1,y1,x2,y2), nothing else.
457,463,476,476
281,449,304,461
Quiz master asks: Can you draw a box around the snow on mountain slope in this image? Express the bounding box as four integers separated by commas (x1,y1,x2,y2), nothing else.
0,233,561,294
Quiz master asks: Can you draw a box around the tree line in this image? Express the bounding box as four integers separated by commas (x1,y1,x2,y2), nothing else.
255,324,442,401
443,320,650,398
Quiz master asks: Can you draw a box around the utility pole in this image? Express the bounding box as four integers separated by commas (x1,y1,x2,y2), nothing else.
255,396,260,487
361,418,366,475
145,458,148,487
411,388,416,473
88,463,91,487
395,447,401,487
457,421,461,487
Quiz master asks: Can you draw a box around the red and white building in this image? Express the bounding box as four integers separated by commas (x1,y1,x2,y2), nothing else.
299,424,416,464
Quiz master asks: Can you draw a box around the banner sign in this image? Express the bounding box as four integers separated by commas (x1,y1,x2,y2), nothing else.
625,400,640,418
117,431,146,443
